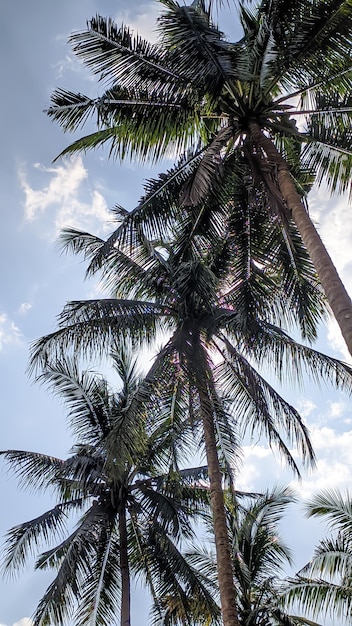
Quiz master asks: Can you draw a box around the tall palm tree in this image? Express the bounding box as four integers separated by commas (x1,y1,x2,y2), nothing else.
1,350,218,626
284,489,352,625
46,0,352,353
29,224,352,626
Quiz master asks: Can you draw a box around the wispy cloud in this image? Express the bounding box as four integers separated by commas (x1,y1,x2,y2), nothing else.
113,2,160,42
0,313,22,351
308,186,352,361
297,398,317,419
17,303,32,316
238,421,352,500
13,619,34,626
51,49,85,80
18,157,111,239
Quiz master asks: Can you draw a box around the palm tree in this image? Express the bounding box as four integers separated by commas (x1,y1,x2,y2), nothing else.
29,223,352,626
1,350,218,626
284,489,352,625
46,0,352,354
182,487,316,626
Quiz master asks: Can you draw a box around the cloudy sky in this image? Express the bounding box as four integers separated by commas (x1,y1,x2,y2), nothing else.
1,1,351,625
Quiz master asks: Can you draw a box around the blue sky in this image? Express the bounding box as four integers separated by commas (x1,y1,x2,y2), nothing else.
1,1,352,625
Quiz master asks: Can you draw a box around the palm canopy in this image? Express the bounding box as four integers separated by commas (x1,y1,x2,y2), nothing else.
29,188,347,626
230,487,296,626
173,487,315,626
284,489,352,625
47,0,352,193
46,0,352,353
30,220,352,477
1,351,218,626
29,201,352,624
61,147,326,344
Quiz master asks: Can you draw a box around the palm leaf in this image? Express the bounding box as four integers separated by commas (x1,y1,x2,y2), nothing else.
29,299,174,372
2,502,75,576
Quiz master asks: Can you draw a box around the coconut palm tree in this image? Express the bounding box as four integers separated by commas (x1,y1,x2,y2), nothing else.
46,0,352,354
1,350,218,626
284,489,352,625
179,487,317,626
29,220,352,626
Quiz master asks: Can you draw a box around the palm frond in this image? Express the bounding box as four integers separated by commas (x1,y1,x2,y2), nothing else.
35,358,114,443
69,16,184,89
0,449,64,493
158,0,234,91
284,577,352,624
73,530,120,626
213,339,315,474
235,319,352,393
29,299,173,373
306,489,352,537
31,503,112,626
2,503,74,577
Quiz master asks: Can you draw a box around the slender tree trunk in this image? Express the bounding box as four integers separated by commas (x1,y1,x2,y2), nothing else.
249,121,352,357
119,508,131,626
196,360,240,626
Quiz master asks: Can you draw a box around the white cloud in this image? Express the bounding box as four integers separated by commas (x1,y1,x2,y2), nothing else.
309,189,352,279
237,424,352,501
17,302,32,316
329,401,346,419
0,313,22,351
113,2,160,43
308,186,352,361
13,619,34,626
51,50,84,80
326,317,351,363
297,398,317,419
0,619,34,626
18,157,111,239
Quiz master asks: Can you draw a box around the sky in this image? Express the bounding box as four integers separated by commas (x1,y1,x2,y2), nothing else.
0,1,352,625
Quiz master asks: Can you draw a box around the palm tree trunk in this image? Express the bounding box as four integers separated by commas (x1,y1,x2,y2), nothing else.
196,373,239,626
248,121,352,357
119,507,131,626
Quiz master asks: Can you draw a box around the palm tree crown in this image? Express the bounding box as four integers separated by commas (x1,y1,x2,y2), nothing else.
178,487,316,626
29,218,352,625
1,351,217,626
46,0,352,353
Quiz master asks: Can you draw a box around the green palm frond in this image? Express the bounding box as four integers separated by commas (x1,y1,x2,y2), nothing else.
73,532,120,626
29,298,173,372
158,0,235,91
237,319,352,390
302,100,352,197
285,578,352,624
50,81,201,163
36,358,113,442
136,520,221,626
45,89,96,131
31,502,112,626
2,502,73,576
213,339,315,474
69,15,184,89
302,535,352,580
306,489,352,537
265,0,352,92
183,487,297,625
60,226,157,297
0,450,64,493
284,489,352,624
